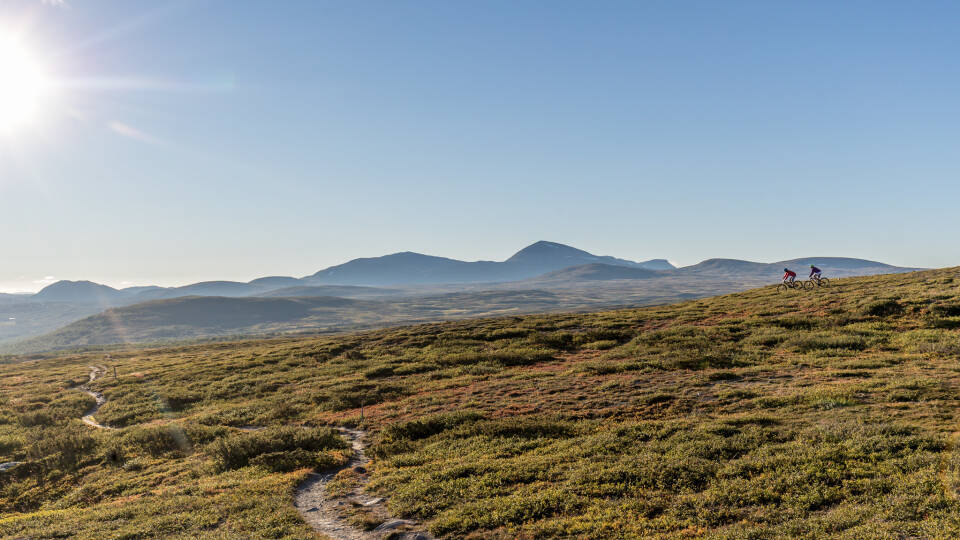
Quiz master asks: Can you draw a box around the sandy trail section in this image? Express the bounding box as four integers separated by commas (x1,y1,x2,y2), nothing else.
72,366,427,538
78,365,115,430
294,428,432,540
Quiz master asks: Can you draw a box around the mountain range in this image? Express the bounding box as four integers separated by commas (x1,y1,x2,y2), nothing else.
22,242,914,305
27,241,676,304
0,241,923,353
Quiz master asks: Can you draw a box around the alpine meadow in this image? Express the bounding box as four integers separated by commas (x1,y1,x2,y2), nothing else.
4,2,960,539
4,268,960,538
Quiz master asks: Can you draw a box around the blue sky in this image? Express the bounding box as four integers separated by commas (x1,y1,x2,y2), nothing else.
1,0,958,292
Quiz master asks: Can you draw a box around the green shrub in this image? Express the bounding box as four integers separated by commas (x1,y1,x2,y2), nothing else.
531,332,575,351
926,316,960,329
362,366,395,379
209,426,347,471
582,340,618,350
475,328,531,341
640,393,675,405
863,299,904,317
773,316,817,330
792,334,868,352
17,412,54,427
162,390,202,412
474,417,574,439
121,425,190,457
315,381,410,411
248,448,346,472
707,371,740,381
438,348,553,368
25,426,97,472
931,304,960,317
382,411,484,443
573,329,632,346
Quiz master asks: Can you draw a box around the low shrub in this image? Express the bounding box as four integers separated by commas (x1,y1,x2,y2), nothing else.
25,426,97,473
863,299,904,317
773,316,817,330
930,304,960,317
248,448,347,472
582,340,618,350
382,411,484,443
208,426,346,471
121,424,226,456
474,417,575,439
162,390,203,412
792,334,868,352
362,366,395,379
531,332,575,351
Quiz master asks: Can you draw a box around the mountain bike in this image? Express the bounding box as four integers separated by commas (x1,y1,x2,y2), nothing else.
776,280,804,293
803,276,831,290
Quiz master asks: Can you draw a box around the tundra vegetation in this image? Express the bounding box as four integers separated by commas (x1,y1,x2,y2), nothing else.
2,268,960,538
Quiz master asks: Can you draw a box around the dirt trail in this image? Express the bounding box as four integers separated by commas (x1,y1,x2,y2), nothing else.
72,366,426,538
77,366,115,430
294,428,432,540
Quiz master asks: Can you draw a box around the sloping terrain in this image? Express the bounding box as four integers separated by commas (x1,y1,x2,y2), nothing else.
8,290,581,352
3,241,916,347
8,255,919,352
3,268,960,538
531,263,665,281
4,276,785,352
0,301,109,344
679,256,919,277
255,285,403,298
31,281,123,304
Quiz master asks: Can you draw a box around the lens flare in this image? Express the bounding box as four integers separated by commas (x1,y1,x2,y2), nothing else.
0,36,53,134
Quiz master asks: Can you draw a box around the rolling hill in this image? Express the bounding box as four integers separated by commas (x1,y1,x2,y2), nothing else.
529,263,665,281
4,244,920,350
5,267,960,538
31,280,124,304
254,285,403,298
678,256,918,277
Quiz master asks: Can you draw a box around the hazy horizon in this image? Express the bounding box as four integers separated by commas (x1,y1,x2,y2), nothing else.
3,1,959,292
0,238,931,294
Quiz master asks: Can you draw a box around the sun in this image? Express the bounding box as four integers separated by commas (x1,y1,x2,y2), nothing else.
0,36,53,134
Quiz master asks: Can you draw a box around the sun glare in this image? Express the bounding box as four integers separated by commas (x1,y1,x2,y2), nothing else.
0,36,52,134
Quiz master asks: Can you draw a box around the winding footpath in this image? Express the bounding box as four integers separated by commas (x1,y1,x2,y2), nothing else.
294,428,433,540
77,366,114,430
72,367,430,539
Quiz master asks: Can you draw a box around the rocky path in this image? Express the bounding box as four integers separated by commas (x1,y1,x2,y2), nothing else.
71,367,426,538
294,428,432,540
78,365,114,430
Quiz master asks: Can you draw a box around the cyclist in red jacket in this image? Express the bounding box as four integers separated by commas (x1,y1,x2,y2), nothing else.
782,267,797,284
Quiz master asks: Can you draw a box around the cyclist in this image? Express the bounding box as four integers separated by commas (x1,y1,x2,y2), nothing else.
782,267,797,284
809,264,822,281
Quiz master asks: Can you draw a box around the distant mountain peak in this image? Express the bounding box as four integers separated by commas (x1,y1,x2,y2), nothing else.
507,241,590,260
302,241,673,285
33,280,121,303
528,240,568,249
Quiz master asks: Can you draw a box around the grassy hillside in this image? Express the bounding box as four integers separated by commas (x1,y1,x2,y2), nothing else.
2,268,960,538
8,283,758,353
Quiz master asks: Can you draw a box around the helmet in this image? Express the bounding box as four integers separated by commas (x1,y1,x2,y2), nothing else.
810,264,815,267
783,268,788,272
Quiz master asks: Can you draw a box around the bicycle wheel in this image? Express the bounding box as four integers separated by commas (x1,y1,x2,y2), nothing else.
819,278,830,288
801,281,813,291
777,283,787,293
